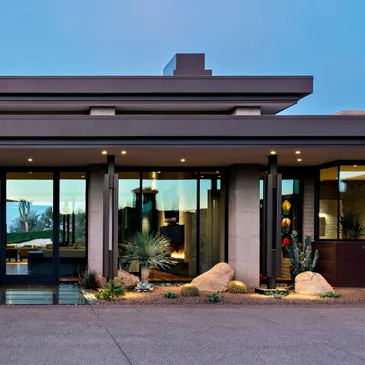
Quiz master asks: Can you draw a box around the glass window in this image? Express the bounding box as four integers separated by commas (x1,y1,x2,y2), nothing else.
199,172,226,273
118,172,141,272
339,166,365,239
319,167,338,239
59,172,86,279
141,171,197,281
6,172,54,276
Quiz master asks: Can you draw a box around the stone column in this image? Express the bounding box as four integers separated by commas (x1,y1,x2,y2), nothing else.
302,176,315,240
228,164,260,287
87,165,105,275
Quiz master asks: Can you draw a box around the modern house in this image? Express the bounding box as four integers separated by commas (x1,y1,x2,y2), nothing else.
1,53,365,287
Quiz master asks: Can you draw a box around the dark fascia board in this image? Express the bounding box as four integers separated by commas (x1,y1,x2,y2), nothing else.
0,76,313,98
0,114,364,139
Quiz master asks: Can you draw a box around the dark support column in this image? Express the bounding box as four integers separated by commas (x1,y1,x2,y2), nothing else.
103,155,118,280
263,155,282,290
53,171,60,282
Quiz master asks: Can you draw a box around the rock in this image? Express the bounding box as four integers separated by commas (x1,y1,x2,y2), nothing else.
295,271,333,295
190,262,234,292
95,273,106,288
115,270,140,290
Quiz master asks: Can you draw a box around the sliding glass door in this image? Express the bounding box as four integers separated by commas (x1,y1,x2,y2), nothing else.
5,172,55,282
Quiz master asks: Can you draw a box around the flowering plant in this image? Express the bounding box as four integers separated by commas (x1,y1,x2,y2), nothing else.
282,218,291,234
281,237,291,248
282,200,291,216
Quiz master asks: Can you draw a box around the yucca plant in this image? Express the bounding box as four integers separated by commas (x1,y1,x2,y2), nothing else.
121,232,172,282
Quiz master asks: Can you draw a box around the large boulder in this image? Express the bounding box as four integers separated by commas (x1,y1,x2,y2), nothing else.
295,271,333,295
115,270,140,290
190,262,234,292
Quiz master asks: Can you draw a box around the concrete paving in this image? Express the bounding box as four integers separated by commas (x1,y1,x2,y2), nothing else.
0,305,364,365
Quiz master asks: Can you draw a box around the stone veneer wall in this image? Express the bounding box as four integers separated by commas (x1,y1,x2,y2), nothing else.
228,164,260,287
87,165,105,274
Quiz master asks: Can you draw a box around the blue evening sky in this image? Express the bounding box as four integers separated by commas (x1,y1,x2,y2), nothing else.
0,0,363,114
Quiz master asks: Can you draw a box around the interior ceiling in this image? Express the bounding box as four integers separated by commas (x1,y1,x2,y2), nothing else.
0,145,363,167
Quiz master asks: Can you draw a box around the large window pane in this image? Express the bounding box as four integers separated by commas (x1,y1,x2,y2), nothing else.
319,167,338,239
142,171,197,281
118,172,141,273
199,172,225,273
339,166,365,239
59,172,86,279
6,172,53,276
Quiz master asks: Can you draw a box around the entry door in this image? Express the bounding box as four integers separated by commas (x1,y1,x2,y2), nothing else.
2,172,58,284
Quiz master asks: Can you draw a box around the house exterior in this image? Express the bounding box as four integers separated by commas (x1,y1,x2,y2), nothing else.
1,53,365,287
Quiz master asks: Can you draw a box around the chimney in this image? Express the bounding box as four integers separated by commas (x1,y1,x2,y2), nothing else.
163,53,212,76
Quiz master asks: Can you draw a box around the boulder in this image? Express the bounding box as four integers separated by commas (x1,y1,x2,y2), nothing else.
190,262,234,292
295,271,333,295
95,273,106,288
115,270,140,290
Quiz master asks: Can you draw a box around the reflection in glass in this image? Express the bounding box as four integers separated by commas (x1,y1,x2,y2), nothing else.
199,173,225,273
319,167,338,239
339,166,365,239
142,172,197,281
118,172,141,274
6,172,53,276
59,172,86,278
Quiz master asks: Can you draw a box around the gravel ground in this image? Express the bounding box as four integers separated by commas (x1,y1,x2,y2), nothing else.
84,286,365,305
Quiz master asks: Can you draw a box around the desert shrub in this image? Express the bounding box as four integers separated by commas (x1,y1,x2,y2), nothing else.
95,279,126,301
228,280,247,294
207,291,223,303
78,266,98,290
163,291,178,298
319,291,342,298
181,284,199,297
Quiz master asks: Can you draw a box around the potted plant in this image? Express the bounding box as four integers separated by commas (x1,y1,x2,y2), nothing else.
339,211,365,239
121,232,173,282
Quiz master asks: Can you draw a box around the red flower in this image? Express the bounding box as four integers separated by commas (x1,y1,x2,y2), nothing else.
281,237,291,248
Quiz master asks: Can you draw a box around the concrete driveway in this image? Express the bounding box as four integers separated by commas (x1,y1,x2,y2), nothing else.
0,305,364,365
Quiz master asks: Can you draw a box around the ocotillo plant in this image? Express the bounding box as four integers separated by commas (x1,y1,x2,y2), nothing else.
289,231,319,282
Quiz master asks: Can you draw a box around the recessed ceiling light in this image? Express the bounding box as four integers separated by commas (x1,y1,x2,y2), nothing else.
81,175,85,178
28,158,33,162
270,151,276,155
297,158,302,162
201,175,204,178
216,171,220,173
218,175,221,178
295,150,301,155
180,158,186,163
101,150,108,155
121,150,127,155
29,172,32,174
353,165,358,167
157,171,161,174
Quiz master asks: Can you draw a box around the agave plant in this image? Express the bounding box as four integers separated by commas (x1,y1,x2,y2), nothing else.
121,232,172,281
134,281,153,292
339,211,356,239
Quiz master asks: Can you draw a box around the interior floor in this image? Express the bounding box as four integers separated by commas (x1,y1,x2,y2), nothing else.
0,283,87,305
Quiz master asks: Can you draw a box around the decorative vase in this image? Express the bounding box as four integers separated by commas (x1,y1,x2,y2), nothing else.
280,253,291,279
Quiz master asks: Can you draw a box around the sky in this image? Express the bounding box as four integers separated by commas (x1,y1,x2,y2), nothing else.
0,0,363,114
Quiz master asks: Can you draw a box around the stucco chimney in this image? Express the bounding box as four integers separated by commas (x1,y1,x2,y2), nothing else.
163,53,212,76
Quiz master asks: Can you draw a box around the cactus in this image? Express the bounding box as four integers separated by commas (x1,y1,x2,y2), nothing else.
134,281,153,292
163,291,178,298
289,231,319,282
227,280,247,294
181,284,199,297
206,291,223,303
